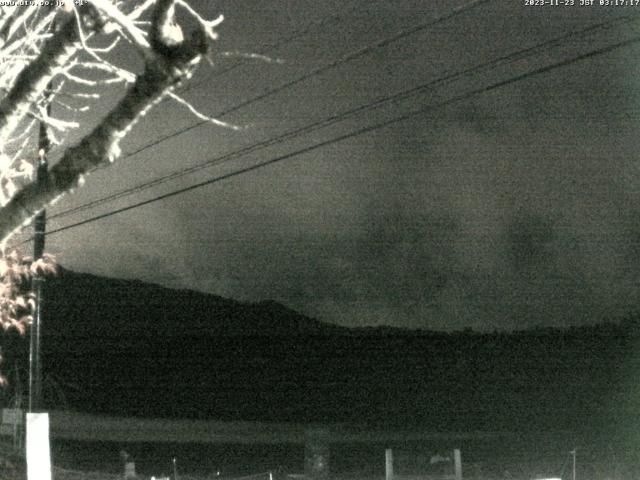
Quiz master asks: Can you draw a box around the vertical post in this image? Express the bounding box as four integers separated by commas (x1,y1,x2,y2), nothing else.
385,448,394,480
571,449,577,480
26,412,52,480
28,104,50,414
454,449,462,480
304,427,330,480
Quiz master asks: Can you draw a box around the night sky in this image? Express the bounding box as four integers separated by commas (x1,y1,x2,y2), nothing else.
13,0,640,331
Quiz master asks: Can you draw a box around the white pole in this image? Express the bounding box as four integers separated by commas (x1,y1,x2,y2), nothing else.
454,449,462,480
26,413,52,480
385,448,394,480
571,449,577,480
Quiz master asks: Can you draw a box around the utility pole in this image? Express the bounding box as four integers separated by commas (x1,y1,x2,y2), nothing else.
385,448,393,480
28,97,50,413
570,448,577,480
454,449,463,480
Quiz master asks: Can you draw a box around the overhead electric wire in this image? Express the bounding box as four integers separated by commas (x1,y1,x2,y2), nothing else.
47,11,640,223
90,0,494,170
30,33,640,242
43,5,358,161
186,3,361,91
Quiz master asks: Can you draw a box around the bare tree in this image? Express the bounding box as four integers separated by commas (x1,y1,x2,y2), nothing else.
0,0,229,347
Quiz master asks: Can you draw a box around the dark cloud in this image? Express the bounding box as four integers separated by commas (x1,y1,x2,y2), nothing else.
506,212,556,271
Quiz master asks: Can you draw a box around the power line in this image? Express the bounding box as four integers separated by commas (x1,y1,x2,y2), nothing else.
45,4,360,161
34,34,640,241
90,0,494,170
184,3,361,93
48,12,640,222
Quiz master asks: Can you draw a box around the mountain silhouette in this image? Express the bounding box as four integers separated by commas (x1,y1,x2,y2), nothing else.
0,267,636,441
41,267,347,338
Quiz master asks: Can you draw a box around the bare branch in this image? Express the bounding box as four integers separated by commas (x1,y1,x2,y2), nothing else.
0,6,37,48
128,0,156,20
0,0,220,243
0,12,84,145
220,50,284,64
168,91,240,130
90,0,150,52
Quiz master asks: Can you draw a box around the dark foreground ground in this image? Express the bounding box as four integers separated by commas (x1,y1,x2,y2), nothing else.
44,434,640,480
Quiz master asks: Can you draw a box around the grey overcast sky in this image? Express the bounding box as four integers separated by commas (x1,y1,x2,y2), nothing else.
17,0,640,331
